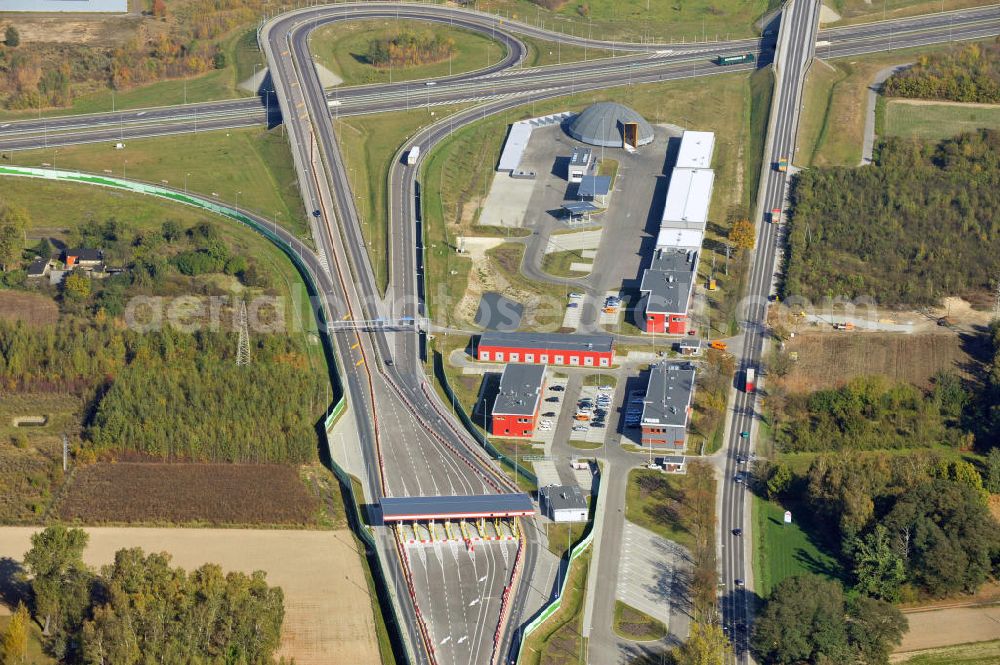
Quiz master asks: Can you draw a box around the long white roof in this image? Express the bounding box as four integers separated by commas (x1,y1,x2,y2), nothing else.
674,131,715,169
655,228,705,250
662,168,714,226
497,121,533,172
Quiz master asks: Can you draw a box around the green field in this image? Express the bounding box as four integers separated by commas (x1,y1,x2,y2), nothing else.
884,100,1000,139
547,520,588,559
625,469,696,550
310,20,505,86
826,0,995,25
7,126,309,240
751,495,843,597
612,601,668,642
900,640,1000,665
541,249,591,277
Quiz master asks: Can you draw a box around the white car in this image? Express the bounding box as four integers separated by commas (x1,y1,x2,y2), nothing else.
572,425,588,432
598,385,613,391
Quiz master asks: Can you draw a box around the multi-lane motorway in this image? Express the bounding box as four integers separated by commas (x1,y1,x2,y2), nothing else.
4,3,998,664
1,6,998,153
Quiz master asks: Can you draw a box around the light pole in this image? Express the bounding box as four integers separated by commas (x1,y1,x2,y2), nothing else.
235,191,242,215
184,172,191,194
123,159,127,179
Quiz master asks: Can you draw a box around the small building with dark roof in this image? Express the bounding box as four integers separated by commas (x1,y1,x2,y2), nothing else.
578,175,612,205
539,485,589,522
26,257,50,278
654,456,687,474
639,248,699,335
490,363,547,438
641,363,696,449
476,332,615,368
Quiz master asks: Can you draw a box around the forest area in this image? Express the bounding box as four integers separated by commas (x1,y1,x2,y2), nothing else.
784,130,1000,306
364,29,457,69
0,526,286,664
883,39,1000,103
0,195,326,465
0,0,292,110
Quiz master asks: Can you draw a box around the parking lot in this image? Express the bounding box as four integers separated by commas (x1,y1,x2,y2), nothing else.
531,373,570,445
560,292,586,330
567,383,617,446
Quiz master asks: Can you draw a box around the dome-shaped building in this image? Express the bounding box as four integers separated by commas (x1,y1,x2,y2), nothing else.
567,102,655,148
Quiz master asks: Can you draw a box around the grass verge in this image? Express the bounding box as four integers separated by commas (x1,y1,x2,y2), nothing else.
547,520,588,559
624,468,695,550
898,640,1000,665
541,249,591,277
751,494,843,597
6,126,309,240
612,600,668,642
520,549,591,665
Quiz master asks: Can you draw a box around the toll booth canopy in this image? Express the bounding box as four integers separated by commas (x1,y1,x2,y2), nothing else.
380,494,535,522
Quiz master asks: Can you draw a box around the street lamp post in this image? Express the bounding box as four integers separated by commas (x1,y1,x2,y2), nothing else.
235,191,242,216
184,172,191,194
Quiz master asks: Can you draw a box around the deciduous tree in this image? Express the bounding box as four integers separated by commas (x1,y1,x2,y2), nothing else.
728,218,755,251
0,601,29,664
852,524,906,602
22,526,92,638
675,621,731,665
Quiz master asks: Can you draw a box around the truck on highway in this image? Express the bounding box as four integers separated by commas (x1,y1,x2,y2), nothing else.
771,207,781,224
744,367,756,393
834,322,856,331
715,53,755,66
709,340,728,351
777,156,789,172
406,146,421,165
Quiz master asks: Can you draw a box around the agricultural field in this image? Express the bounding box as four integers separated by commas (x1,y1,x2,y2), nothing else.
7,125,309,238
896,606,1000,657
0,525,380,665
751,495,843,597
898,640,1000,664
779,332,979,393
884,99,1000,139
0,290,58,327
55,462,341,527
310,20,505,86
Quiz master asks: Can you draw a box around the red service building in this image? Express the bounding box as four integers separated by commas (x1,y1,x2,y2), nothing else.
477,331,615,368
639,248,698,334
640,363,696,449
490,363,546,438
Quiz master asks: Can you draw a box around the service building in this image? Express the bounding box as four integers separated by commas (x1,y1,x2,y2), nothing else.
477,332,614,368
490,363,547,438
640,363,695,449
639,248,698,334
539,485,589,522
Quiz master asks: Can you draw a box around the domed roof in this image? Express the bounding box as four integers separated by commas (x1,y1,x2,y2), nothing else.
567,102,655,148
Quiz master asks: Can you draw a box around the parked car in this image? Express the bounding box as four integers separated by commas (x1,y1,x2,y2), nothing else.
543,412,556,418
546,397,560,403
567,303,579,308
572,425,588,432
550,385,565,392
569,292,585,298
598,385,613,391
591,423,605,428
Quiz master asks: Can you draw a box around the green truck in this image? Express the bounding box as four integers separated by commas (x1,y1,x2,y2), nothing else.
715,53,755,66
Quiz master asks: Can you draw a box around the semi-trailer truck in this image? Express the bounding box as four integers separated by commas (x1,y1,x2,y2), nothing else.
777,156,789,172
745,367,756,393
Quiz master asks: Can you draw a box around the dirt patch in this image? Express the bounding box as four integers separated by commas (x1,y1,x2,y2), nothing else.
781,332,977,393
819,4,842,23
4,16,140,47
56,462,325,526
891,98,1000,110
0,526,379,665
894,605,1000,655
0,291,59,327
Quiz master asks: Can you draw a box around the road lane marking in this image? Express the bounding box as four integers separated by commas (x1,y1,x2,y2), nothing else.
351,342,359,349
355,358,364,367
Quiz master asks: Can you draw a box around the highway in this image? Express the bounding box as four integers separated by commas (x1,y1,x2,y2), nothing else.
0,6,998,152
719,0,822,662
6,3,997,664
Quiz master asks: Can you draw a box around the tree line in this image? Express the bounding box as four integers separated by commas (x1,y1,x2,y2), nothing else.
785,130,1000,306
366,29,457,68
883,39,1000,103
0,525,286,664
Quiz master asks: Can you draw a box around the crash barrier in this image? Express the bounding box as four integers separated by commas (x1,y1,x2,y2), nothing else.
0,167,411,665
433,350,538,488
491,527,526,665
